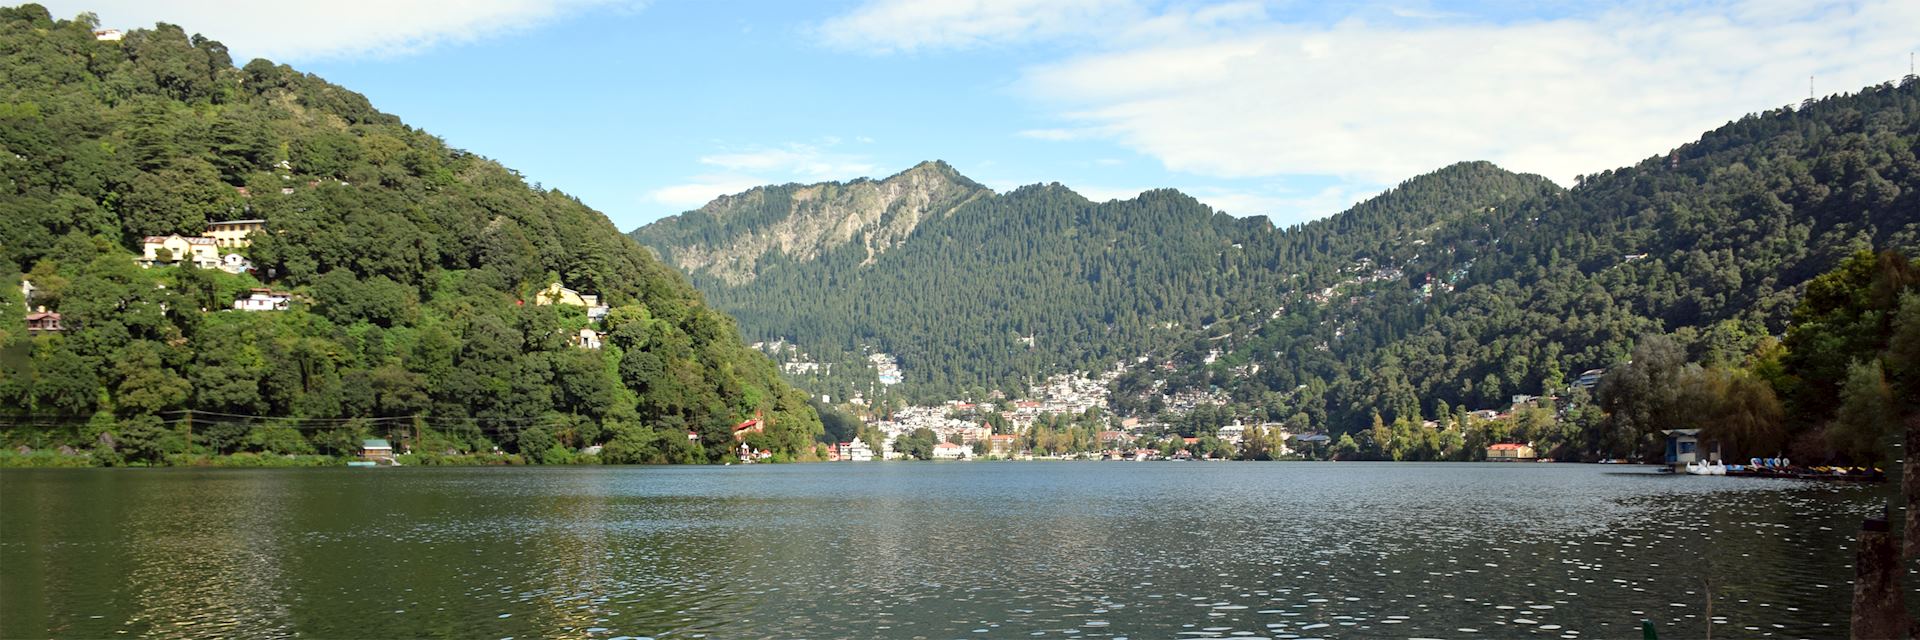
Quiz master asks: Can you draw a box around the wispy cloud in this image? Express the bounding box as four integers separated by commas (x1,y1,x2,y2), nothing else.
652,140,881,210
823,0,1917,192
49,0,634,61
1017,128,1092,141
814,0,1142,54
1189,185,1368,224
699,142,876,179
648,175,768,209
1020,0,1919,186
1066,185,1148,202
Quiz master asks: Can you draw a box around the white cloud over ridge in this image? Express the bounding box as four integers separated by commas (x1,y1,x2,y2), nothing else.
653,141,880,209
649,176,769,209
699,143,877,179
1026,0,1917,186
826,0,1920,192
47,0,631,61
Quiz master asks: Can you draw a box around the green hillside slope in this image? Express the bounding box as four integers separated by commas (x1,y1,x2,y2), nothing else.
0,6,821,464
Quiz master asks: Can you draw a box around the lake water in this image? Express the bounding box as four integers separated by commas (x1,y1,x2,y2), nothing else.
1,462,1911,639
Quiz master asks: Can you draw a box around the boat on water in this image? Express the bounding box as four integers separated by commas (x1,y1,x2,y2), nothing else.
1684,460,1726,475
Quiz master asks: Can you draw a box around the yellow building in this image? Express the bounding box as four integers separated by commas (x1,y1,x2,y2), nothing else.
534,282,600,308
140,235,221,269
204,219,265,248
1486,443,1537,461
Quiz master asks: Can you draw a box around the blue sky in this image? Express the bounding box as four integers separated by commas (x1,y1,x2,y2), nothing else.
54,0,1920,230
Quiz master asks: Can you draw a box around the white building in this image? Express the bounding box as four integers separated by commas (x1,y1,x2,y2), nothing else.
233,288,292,311
932,442,969,460
572,328,604,350
140,235,220,269
837,437,874,461
218,253,253,275
1217,423,1246,445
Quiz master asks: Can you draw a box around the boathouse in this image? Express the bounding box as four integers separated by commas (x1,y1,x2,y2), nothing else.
360,438,395,463
1661,429,1718,470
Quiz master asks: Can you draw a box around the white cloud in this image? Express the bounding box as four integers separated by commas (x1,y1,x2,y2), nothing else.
1016,0,1920,186
1067,185,1149,202
648,176,768,209
1017,128,1092,141
1190,185,1369,225
45,0,631,61
814,0,1143,53
652,141,883,210
698,142,877,180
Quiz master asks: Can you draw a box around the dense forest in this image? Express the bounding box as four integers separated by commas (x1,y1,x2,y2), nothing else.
1191,79,1920,462
636,79,1920,464
0,6,822,465
634,161,1556,401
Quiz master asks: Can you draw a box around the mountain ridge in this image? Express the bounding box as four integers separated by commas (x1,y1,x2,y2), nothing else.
627,81,1919,449
636,160,991,285
632,158,1556,401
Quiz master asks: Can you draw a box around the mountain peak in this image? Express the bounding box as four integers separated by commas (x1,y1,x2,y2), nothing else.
633,161,993,284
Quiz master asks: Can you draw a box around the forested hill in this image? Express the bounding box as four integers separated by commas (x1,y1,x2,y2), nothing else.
1180,79,1920,441
633,159,1555,401
631,80,1919,444
0,6,823,464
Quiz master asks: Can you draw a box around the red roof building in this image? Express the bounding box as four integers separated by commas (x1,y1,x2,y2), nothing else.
25,310,62,333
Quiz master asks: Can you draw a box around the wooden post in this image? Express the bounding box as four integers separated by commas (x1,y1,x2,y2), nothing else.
1850,508,1910,639
1904,416,1917,562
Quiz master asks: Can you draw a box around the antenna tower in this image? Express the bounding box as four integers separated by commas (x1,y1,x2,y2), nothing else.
1802,75,1815,109
1906,52,1917,85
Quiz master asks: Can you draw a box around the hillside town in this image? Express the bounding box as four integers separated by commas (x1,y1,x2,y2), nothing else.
797,342,1615,464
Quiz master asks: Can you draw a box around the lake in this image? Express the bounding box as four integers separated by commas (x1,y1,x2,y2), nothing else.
0,462,1909,638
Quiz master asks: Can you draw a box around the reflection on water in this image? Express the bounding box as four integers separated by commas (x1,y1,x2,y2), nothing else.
1,462,1911,638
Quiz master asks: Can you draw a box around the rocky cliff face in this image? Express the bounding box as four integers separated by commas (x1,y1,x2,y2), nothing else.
632,161,990,285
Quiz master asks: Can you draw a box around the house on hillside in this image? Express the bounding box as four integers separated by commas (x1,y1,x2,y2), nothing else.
535,282,610,321
536,282,599,307
204,219,265,248
25,309,63,333
233,288,293,311
218,253,254,275
140,235,221,269
572,328,604,350
1572,368,1606,392
732,416,764,440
